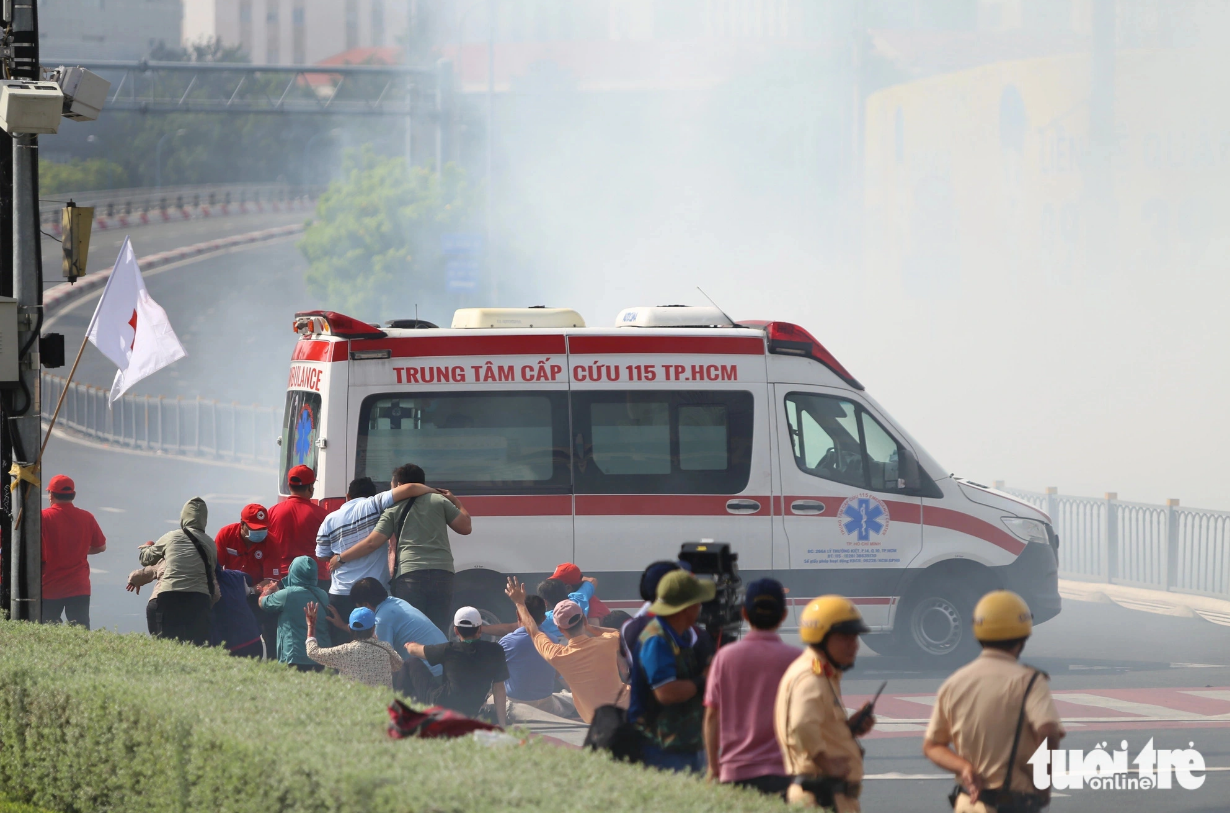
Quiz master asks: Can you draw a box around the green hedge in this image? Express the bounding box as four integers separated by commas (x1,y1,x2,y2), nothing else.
0,623,782,812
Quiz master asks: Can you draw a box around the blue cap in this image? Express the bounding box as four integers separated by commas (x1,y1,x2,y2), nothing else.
349,607,376,631
743,578,786,622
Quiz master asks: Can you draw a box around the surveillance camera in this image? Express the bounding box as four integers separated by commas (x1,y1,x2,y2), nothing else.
54,67,110,122
0,81,65,134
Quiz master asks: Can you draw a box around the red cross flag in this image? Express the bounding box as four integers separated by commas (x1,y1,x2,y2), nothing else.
85,237,186,404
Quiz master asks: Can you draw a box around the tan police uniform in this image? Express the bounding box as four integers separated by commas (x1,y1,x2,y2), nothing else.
775,648,864,812
924,649,1065,813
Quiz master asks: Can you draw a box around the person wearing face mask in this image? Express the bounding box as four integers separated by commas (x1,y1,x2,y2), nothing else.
215,503,275,651
215,503,273,583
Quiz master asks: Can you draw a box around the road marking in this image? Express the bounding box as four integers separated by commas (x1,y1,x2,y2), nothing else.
98,507,126,513
1169,663,1226,669
89,568,108,574
1052,693,1230,721
1181,690,1230,702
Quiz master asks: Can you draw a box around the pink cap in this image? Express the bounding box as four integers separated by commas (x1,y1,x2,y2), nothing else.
553,599,584,631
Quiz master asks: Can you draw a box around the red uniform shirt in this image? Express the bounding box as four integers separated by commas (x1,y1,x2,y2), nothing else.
267,495,328,580
214,522,273,583
41,502,106,600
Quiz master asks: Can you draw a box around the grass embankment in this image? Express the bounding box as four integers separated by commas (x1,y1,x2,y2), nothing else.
0,623,782,812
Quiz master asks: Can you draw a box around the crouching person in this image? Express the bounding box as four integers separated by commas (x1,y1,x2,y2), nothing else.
399,606,509,728
304,602,403,689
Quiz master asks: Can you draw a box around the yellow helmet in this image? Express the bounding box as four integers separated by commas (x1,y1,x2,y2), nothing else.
972,590,1033,641
799,595,869,644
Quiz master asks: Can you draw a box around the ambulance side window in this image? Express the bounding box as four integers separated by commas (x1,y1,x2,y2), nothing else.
281,390,321,491
354,392,570,495
573,390,753,494
784,392,906,493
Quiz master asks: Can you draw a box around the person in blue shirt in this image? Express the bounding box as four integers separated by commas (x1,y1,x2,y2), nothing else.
498,594,577,719
629,569,716,774
345,577,447,677
537,577,595,642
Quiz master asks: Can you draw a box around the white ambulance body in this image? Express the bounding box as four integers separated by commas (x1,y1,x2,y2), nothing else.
281,306,1060,660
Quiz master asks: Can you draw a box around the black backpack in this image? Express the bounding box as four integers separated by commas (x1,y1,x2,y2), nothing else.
583,701,641,763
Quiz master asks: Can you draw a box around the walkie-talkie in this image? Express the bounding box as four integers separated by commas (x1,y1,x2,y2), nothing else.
848,681,887,732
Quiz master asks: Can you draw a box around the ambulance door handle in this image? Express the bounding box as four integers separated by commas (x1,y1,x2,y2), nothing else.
725,499,761,515
790,500,826,515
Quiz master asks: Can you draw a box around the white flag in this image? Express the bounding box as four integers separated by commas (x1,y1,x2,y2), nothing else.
85,237,186,404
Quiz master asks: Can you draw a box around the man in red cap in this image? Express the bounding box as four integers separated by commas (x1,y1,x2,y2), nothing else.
40,475,106,628
550,562,611,622
215,504,273,584
266,465,328,588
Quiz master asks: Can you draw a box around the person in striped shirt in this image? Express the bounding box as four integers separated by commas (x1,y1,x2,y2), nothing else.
316,476,440,642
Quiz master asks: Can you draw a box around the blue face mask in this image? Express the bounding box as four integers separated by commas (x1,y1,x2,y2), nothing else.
247,529,268,543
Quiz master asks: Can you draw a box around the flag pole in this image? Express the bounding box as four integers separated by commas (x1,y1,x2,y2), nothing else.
39,333,88,458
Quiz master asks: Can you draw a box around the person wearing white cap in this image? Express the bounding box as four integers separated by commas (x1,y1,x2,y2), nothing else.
400,606,509,727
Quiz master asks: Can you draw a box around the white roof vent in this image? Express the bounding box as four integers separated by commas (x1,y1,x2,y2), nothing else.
615,305,734,328
452,307,586,329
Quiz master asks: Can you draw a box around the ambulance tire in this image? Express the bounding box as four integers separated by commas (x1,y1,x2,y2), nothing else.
895,583,982,666
450,581,516,642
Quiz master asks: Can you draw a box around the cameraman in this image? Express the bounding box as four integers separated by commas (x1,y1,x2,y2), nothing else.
629,570,715,773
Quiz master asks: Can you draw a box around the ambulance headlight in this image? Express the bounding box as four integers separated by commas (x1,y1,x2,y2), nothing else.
1002,517,1051,545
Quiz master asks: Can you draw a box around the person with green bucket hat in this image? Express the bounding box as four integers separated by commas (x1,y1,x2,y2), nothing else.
628,569,717,774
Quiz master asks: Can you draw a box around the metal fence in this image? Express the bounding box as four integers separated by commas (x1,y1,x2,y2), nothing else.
1001,483,1230,600
39,182,320,226
41,372,281,468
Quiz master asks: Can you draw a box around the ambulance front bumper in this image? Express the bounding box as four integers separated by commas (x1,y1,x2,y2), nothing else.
999,538,1062,624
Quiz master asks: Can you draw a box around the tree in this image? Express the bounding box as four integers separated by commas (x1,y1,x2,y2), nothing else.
298,148,477,322
39,158,128,194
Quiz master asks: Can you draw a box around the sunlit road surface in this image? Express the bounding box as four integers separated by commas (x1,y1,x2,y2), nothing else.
34,220,1230,811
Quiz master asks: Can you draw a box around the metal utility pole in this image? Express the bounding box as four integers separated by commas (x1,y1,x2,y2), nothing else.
8,0,41,622
486,0,495,300
404,0,415,168
0,42,12,619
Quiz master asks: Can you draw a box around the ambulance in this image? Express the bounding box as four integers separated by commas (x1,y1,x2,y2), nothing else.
281,305,1060,661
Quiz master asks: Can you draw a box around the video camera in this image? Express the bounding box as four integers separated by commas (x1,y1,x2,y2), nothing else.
678,540,743,647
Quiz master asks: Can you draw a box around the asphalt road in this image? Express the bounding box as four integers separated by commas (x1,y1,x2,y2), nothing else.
34,219,1230,812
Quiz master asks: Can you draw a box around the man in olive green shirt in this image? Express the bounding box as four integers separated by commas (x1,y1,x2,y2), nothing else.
336,463,471,634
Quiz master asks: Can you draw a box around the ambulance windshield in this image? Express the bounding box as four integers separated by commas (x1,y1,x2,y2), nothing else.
355,392,571,493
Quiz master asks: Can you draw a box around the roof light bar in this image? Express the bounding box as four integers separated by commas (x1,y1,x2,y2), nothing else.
293,310,386,339
741,320,864,390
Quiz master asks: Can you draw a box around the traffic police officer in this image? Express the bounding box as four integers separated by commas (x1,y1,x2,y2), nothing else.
775,595,876,811
923,590,1066,812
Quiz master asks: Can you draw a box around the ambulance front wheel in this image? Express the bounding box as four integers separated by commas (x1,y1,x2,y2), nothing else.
896,584,982,665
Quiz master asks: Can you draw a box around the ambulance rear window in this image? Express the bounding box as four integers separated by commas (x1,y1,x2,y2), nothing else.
280,390,322,492
355,392,570,495
573,390,754,494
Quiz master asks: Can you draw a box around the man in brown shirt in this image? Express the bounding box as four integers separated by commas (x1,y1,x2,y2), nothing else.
924,590,1065,813
775,596,875,811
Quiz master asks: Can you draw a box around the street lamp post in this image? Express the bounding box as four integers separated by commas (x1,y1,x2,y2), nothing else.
154,128,186,189
301,128,342,187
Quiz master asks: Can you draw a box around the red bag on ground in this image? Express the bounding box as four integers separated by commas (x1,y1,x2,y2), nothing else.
387,699,502,739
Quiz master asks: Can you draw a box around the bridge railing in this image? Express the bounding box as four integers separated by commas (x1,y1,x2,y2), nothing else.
1001,483,1230,600
41,371,281,468
39,182,321,227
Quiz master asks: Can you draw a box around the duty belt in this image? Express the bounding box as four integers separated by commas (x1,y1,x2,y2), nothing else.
792,775,862,803
950,787,1046,813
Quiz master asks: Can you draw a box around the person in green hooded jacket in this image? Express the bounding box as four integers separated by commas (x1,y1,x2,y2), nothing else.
259,555,331,670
